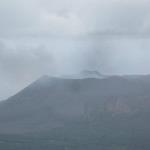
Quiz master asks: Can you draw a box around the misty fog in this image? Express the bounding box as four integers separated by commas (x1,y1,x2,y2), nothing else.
1,37,150,100
1,0,150,99
1,1,150,150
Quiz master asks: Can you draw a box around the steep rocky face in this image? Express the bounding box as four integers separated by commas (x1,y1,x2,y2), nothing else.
0,75,150,134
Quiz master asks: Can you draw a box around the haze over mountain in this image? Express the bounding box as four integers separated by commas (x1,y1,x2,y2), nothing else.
0,73,150,149
1,0,150,149
1,0,150,100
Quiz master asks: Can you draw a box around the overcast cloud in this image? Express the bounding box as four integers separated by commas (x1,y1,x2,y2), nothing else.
1,0,150,99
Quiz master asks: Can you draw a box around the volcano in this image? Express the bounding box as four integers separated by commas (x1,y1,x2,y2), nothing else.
0,74,150,149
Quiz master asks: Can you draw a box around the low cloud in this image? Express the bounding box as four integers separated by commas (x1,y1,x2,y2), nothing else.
1,37,150,100
1,0,150,99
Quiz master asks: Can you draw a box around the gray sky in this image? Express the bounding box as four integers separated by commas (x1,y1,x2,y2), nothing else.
1,0,150,100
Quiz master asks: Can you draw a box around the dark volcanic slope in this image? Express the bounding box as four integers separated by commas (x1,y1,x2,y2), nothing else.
0,75,150,135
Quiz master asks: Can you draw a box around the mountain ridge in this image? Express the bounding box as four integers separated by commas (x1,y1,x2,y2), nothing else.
0,74,150,133
0,74,150,149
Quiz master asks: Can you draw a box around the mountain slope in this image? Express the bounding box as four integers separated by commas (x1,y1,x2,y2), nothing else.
0,75,150,149
0,75,150,133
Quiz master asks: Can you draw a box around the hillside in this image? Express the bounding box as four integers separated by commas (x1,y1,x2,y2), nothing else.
0,74,150,149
